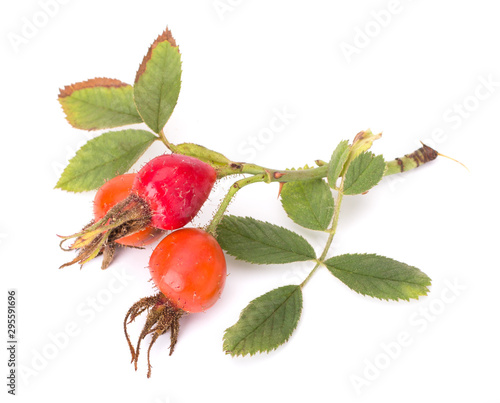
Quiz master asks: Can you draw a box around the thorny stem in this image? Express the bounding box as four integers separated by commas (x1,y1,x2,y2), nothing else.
215,144,437,182
206,163,336,236
159,134,437,185
226,164,330,183
205,165,338,237
204,144,438,243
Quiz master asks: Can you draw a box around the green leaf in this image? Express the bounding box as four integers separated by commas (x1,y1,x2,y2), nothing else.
175,143,230,167
280,179,334,231
216,216,316,264
55,129,157,192
324,253,431,301
223,285,303,356
58,78,143,130
327,140,350,188
134,28,182,134
343,152,386,195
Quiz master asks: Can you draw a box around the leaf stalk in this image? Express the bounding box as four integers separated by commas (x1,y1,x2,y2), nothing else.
206,174,266,236
300,180,345,288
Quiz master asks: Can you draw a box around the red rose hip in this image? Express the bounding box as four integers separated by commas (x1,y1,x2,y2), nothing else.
133,155,217,230
59,154,217,269
149,228,226,312
124,228,227,377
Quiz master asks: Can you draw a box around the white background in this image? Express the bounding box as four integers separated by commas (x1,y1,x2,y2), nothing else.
1,0,499,402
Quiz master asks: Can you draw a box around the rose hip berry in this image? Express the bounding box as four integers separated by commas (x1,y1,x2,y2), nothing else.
133,154,217,230
124,228,226,378
150,228,226,312
59,154,217,269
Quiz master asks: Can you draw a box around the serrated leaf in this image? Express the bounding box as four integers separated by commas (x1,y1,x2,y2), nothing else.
327,140,350,188
55,129,157,192
134,28,182,133
324,253,431,301
343,152,386,195
223,285,303,356
216,216,316,264
58,78,143,130
280,179,334,231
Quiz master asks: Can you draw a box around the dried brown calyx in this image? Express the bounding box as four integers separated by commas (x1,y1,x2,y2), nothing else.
124,293,184,378
58,194,152,270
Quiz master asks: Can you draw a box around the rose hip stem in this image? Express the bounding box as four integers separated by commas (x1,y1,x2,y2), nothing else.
205,144,440,235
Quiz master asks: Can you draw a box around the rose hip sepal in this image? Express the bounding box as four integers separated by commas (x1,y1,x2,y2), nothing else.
124,228,226,378
94,174,163,247
92,173,163,267
59,154,217,270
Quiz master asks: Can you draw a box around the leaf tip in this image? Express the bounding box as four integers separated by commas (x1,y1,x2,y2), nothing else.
135,27,179,84
156,26,178,49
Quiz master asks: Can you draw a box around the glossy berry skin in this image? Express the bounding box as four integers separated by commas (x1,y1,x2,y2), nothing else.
93,174,161,247
133,154,217,231
149,228,226,313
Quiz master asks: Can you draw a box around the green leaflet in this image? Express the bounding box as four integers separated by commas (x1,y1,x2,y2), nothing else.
216,216,316,264
58,78,143,130
343,152,386,195
134,28,182,134
327,140,350,188
175,143,231,167
324,253,431,301
55,129,157,192
280,179,334,231
223,285,303,356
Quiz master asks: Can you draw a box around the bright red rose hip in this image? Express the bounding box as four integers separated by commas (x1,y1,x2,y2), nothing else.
133,155,217,230
149,228,226,312
60,154,217,269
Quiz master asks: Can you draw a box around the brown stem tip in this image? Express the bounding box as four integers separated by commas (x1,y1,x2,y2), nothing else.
407,143,439,167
